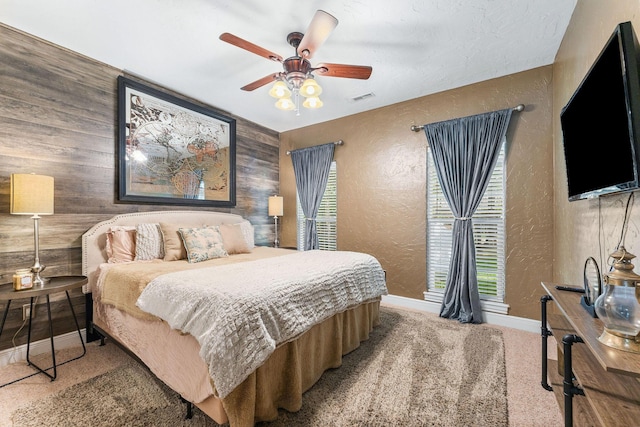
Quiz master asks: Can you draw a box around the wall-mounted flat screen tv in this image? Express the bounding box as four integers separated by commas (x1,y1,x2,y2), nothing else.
561,21,640,201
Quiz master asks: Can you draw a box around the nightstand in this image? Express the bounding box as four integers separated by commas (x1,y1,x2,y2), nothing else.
0,275,87,387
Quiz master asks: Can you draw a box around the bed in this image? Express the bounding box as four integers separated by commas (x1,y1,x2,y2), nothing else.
81,210,387,427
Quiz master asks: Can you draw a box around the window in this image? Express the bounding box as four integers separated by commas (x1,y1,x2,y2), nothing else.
426,144,506,306
296,161,337,250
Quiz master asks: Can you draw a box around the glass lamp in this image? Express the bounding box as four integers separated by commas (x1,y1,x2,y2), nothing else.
275,97,295,111
300,78,323,109
268,195,283,248
303,96,323,109
10,173,55,287
269,81,291,99
300,78,322,97
594,247,640,353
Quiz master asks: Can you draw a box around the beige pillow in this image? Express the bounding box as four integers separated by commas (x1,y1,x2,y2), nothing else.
179,226,228,263
105,226,136,263
218,223,251,254
159,222,188,261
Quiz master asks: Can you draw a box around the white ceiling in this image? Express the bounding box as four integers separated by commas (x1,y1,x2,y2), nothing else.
1,0,576,133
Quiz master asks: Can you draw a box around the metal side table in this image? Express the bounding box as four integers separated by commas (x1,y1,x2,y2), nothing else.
0,275,87,387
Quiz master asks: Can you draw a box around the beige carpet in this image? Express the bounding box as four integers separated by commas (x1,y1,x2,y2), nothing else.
12,360,192,426
0,304,562,426
264,306,508,426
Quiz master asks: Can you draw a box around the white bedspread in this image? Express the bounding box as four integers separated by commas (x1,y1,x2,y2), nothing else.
135,249,387,399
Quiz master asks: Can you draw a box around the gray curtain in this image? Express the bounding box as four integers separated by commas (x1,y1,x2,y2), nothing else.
290,143,335,250
423,108,513,323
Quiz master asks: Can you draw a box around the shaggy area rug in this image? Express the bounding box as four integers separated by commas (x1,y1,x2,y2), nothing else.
11,306,507,427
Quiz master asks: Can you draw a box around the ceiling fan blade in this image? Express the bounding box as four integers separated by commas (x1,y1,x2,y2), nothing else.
297,10,338,59
315,63,372,79
241,73,280,91
220,33,283,62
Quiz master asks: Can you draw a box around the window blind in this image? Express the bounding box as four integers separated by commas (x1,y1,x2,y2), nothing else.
297,161,337,251
426,145,505,301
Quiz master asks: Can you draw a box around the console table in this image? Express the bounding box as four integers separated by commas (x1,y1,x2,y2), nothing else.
540,282,640,426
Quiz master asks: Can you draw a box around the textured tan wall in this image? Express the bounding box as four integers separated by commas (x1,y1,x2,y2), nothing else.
280,66,554,320
553,1,640,287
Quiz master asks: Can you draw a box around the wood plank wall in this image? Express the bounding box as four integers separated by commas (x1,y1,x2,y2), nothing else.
0,24,280,351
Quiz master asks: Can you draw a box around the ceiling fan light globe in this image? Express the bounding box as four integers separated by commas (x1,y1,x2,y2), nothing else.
300,78,322,97
269,81,291,99
303,96,323,109
275,97,295,111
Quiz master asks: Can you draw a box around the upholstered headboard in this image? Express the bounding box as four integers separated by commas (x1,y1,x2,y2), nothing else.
81,210,248,291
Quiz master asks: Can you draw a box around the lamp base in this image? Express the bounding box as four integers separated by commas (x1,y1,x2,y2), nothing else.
30,214,49,287
598,329,640,353
33,275,50,287
273,215,280,248
31,265,48,287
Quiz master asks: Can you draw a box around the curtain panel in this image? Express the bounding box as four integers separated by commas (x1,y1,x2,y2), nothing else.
290,143,335,250
423,108,513,323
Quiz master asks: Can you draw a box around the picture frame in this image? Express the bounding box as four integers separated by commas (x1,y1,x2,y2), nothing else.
580,256,601,317
117,76,236,207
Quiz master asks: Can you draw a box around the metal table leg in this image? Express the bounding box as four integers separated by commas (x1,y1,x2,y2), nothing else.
562,334,585,427
65,290,87,361
540,294,554,391
0,300,10,338
26,295,58,380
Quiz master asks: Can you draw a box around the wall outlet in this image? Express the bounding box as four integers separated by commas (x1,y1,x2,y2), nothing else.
22,304,35,321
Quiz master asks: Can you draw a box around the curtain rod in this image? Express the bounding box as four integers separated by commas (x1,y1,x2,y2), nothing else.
410,104,525,132
286,140,344,155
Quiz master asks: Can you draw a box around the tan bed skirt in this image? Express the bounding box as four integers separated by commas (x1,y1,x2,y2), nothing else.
93,298,381,427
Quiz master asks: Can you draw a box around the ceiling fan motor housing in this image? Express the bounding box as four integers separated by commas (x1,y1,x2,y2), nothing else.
287,32,304,49
282,57,312,88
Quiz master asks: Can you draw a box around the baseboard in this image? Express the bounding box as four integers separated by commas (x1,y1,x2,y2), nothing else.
381,294,540,333
0,329,87,368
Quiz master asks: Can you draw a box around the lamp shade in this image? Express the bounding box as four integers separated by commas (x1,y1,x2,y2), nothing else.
269,81,291,99
275,97,295,111
268,195,283,217
10,174,54,215
300,78,322,97
303,96,323,109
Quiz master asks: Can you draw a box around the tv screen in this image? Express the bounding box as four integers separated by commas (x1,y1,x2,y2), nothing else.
561,21,640,201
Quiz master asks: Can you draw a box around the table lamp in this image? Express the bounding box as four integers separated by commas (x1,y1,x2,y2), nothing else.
268,195,283,248
10,173,55,287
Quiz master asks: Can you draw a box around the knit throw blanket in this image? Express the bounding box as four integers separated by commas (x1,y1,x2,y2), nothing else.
136,250,388,399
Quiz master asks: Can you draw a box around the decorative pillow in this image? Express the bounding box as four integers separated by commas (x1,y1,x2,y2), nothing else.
218,223,251,254
134,223,164,261
159,222,188,261
105,226,136,263
239,220,255,248
179,226,228,263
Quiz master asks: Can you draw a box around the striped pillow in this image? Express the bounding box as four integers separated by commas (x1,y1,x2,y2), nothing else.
239,220,255,248
134,223,164,260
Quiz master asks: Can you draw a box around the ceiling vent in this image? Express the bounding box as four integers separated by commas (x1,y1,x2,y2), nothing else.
351,92,375,102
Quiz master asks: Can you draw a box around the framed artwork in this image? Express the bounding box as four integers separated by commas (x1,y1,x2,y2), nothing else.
117,76,236,206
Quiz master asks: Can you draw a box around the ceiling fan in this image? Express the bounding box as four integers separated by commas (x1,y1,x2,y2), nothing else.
219,10,372,111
